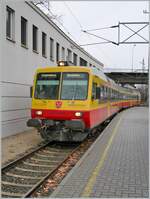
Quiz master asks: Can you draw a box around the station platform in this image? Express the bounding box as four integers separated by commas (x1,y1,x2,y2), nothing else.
51,107,149,198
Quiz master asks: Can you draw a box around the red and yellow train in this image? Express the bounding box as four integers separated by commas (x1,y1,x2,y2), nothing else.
27,61,141,141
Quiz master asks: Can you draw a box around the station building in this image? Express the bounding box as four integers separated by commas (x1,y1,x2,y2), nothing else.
1,1,103,138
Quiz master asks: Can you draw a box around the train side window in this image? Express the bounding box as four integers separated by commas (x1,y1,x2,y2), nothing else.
115,90,117,100
92,83,97,100
106,87,109,100
102,86,104,99
119,93,121,99
111,89,113,100
101,86,104,100
119,93,121,100
103,86,106,100
103,87,106,100
111,89,114,100
104,87,107,100
108,88,111,100
113,89,115,100
96,87,100,99
108,88,111,99
116,91,118,100
118,92,120,100
99,87,101,99
113,90,115,100
110,89,112,100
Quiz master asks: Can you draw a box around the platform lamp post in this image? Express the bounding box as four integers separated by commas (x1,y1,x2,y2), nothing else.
131,44,136,72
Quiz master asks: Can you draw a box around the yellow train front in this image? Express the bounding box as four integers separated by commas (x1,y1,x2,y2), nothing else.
27,61,141,142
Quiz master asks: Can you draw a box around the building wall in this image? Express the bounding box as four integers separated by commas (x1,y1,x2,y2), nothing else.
1,1,103,138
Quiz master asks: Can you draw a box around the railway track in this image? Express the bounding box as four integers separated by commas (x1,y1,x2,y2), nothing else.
1,116,113,198
1,141,78,198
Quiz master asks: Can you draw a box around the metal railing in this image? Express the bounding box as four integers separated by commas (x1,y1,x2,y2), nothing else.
104,68,148,73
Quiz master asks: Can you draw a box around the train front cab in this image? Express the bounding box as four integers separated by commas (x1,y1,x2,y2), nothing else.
27,66,93,141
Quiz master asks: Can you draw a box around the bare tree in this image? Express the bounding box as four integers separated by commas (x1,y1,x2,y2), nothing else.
32,0,62,21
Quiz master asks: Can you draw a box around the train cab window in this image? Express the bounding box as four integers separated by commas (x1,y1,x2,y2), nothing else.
34,73,60,99
61,73,88,100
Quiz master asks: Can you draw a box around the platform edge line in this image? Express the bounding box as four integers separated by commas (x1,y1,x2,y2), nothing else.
81,114,123,197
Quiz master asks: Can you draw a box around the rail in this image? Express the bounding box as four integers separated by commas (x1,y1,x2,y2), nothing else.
1,141,77,198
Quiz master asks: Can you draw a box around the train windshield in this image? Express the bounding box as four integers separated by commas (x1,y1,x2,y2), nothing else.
61,73,88,100
34,73,60,99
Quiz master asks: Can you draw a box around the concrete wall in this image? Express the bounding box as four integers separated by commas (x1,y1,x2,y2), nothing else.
1,1,103,138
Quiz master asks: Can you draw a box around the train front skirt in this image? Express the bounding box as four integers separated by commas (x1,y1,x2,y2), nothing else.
27,118,88,142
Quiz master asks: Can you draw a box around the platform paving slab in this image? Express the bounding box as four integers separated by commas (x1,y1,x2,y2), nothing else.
51,107,148,198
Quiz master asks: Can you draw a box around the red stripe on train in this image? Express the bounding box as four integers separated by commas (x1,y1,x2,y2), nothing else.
31,101,139,129
31,107,109,129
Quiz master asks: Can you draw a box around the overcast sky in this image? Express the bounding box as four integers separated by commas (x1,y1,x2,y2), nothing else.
47,1,149,70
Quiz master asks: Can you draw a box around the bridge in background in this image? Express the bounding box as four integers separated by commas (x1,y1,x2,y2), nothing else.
104,68,148,85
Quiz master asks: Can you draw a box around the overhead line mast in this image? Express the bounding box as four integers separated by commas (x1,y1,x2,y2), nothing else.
81,22,149,46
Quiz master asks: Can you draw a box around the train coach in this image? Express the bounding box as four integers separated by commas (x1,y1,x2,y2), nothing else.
27,61,141,142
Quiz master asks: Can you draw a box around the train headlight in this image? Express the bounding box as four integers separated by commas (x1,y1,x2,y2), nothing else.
75,112,82,117
36,110,43,116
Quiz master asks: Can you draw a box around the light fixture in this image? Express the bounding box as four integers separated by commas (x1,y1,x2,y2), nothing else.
75,112,82,117
36,110,43,116
57,61,68,66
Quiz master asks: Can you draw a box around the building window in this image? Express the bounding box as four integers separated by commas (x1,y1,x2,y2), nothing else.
6,6,15,41
80,57,87,66
50,37,54,61
32,25,38,52
56,43,60,62
73,53,77,65
67,49,72,62
21,16,27,47
42,32,47,57
61,47,65,61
